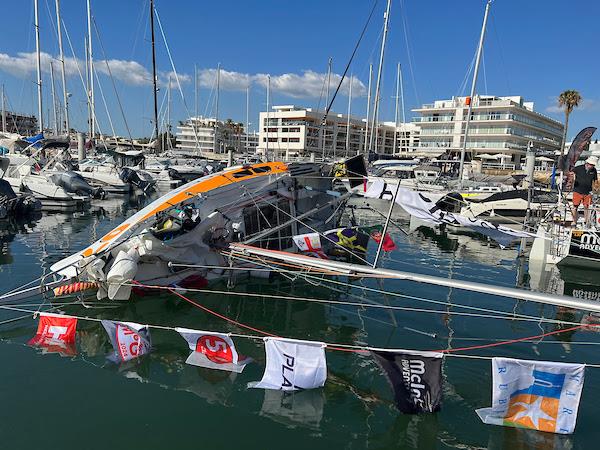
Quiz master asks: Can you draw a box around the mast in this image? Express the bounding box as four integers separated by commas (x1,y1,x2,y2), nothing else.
399,62,406,155
85,35,91,138
167,75,171,150
214,63,221,153
149,0,159,150
321,57,333,160
458,0,492,186
266,75,270,161
86,0,95,141
246,84,250,153
361,64,373,155
345,74,353,157
368,0,392,155
393,62,400,155
1,85,6,133
194,64,198,118
325,57,332,109
55,0,69,135
34,0,44,133
50,61,58,134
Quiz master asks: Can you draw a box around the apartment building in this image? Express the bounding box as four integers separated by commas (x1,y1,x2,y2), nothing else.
0,111,38,137
412,95,564,166
176,117,258,155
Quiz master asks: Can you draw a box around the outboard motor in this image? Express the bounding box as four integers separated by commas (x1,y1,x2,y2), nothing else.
119,167,155,192
0,179,42,216
50,171,106,199
167,168,185,182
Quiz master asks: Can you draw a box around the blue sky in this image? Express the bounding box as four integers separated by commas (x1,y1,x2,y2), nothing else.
1,0,598,139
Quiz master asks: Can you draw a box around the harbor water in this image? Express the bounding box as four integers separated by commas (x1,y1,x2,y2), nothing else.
0,194,598,449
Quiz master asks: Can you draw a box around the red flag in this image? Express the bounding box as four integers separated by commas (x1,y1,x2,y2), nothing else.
370,230,397,252
28,313,78,356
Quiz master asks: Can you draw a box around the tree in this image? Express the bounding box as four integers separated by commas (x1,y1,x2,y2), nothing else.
558,90,582,163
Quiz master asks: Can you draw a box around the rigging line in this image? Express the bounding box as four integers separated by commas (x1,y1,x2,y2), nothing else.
92,65,117,138
92,17,134,142
221,251,579,326
438,336,600,346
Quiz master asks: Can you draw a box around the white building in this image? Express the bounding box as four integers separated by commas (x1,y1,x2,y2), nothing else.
256,105,421,159
412,95,564,167
176,117,257,155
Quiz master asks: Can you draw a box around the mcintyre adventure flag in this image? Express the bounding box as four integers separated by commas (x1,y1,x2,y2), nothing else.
28,313,78,356
360,225,397,252
248,337,327,391
176,327,252,373
476,358,585,434
101,320,151,363
371,349,443,414
363,180,536,246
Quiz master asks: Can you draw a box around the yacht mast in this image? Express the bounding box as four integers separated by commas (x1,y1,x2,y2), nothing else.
362,64,372,155
321,57,332,160
246,84,250,153
86,0,95,142
1,85,6,133
34,0,44,133
194,64,198,118
55,0,69,135
345,74,353,157
214,63,221,153
266,75,270,161
149,0,159,151
50,61,58,134
458,0,492,186
393,62,400,155
368,0,392,154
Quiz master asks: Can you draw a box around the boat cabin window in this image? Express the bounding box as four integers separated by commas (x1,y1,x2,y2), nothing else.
243,199,292,250
252,165,272,174
232,169,254,178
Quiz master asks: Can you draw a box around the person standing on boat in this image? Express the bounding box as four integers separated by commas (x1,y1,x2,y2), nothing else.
570,155,598,226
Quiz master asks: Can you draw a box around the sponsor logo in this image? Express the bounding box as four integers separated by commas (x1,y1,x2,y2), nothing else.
402,358,427,408
575,232,600,251
281,353,297,389
195,335,234,364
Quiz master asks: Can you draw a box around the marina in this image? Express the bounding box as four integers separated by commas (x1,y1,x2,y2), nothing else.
1,0,600,448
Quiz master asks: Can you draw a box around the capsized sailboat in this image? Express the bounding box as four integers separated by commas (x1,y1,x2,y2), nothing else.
49,161,348,300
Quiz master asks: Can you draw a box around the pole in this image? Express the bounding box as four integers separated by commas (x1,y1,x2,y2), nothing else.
368,0,392,155
55,0,69,135
393,62,400,155
214,63,221,153
458,0,492,186
362,64,373,155
266,75,270,161
1,85,6,133
84,35,91,139
167,75,171,150
345,74,353,157
194,64,198,118
50,61,58,135
246,84,250,153
34,0,44,133
321,57,332,161
149,0,159,152
372,181,401,268
86,0,95,141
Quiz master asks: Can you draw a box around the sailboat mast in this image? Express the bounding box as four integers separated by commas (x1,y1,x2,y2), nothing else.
393,62,400,155
86,0,95,141
194,64,198,118
34,0,43,133
246,84,250,153
458,0,492,186
214,63,221,153
167,75,171,149
345,74,353,157
50,61,58,134
362,64,372,155
149,0,159,150
368,0,392,154
1,85,6,133
55,0,69,135
266,75,270,161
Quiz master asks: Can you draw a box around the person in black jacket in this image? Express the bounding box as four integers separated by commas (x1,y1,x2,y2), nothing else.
570,156,598,226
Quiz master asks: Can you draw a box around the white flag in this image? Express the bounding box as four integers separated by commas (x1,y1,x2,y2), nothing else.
476,357,585,434
292,232,322,252
249,337,327,390
101,320,151,363
176,327,251,373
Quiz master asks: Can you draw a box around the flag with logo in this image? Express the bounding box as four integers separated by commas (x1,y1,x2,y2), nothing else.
28,312,78,356
371,349,443,413
101,320,151,363
176,327,252,373
292,232,327,259
360,225,397,252
248,338,327,391
476,357,585,434
324,227,370,255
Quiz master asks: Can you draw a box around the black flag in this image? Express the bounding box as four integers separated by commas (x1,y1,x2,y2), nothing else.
562,127,597,171
371,349,443,414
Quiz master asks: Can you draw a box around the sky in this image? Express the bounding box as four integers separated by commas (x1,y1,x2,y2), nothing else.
0,0,598,140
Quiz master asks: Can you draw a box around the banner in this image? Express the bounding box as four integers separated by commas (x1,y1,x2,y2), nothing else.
101,320,151,363
248,338,327,391
176,328,251,373
563,127,596,172
364,180,535,246
476,357,585,434
28,313,77,356
371,349,443,414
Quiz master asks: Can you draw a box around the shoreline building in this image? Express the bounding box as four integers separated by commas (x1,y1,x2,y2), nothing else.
256,105,421,159
412,95,564,167
0,111,38,137
176,117,259,155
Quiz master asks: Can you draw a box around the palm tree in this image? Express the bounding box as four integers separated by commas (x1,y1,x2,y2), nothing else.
558,90,582,163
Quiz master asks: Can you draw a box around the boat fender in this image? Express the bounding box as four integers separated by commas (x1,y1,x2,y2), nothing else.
106,248,140,300
87,258,107,282
53,281,98,297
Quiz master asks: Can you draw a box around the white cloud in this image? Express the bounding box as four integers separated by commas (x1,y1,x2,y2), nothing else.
196,68,251,91
254,70,366,98
545,97,598,114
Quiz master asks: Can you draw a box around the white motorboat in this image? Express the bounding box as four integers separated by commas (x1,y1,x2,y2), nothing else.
76,157,130,194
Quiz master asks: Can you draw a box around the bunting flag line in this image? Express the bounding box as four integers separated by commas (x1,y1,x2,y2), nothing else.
248,338,327,391
371,349,443,414
476,358,585,434
363,180,536,247
176,328,252,373
101,320,151,363
28,313,78,356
